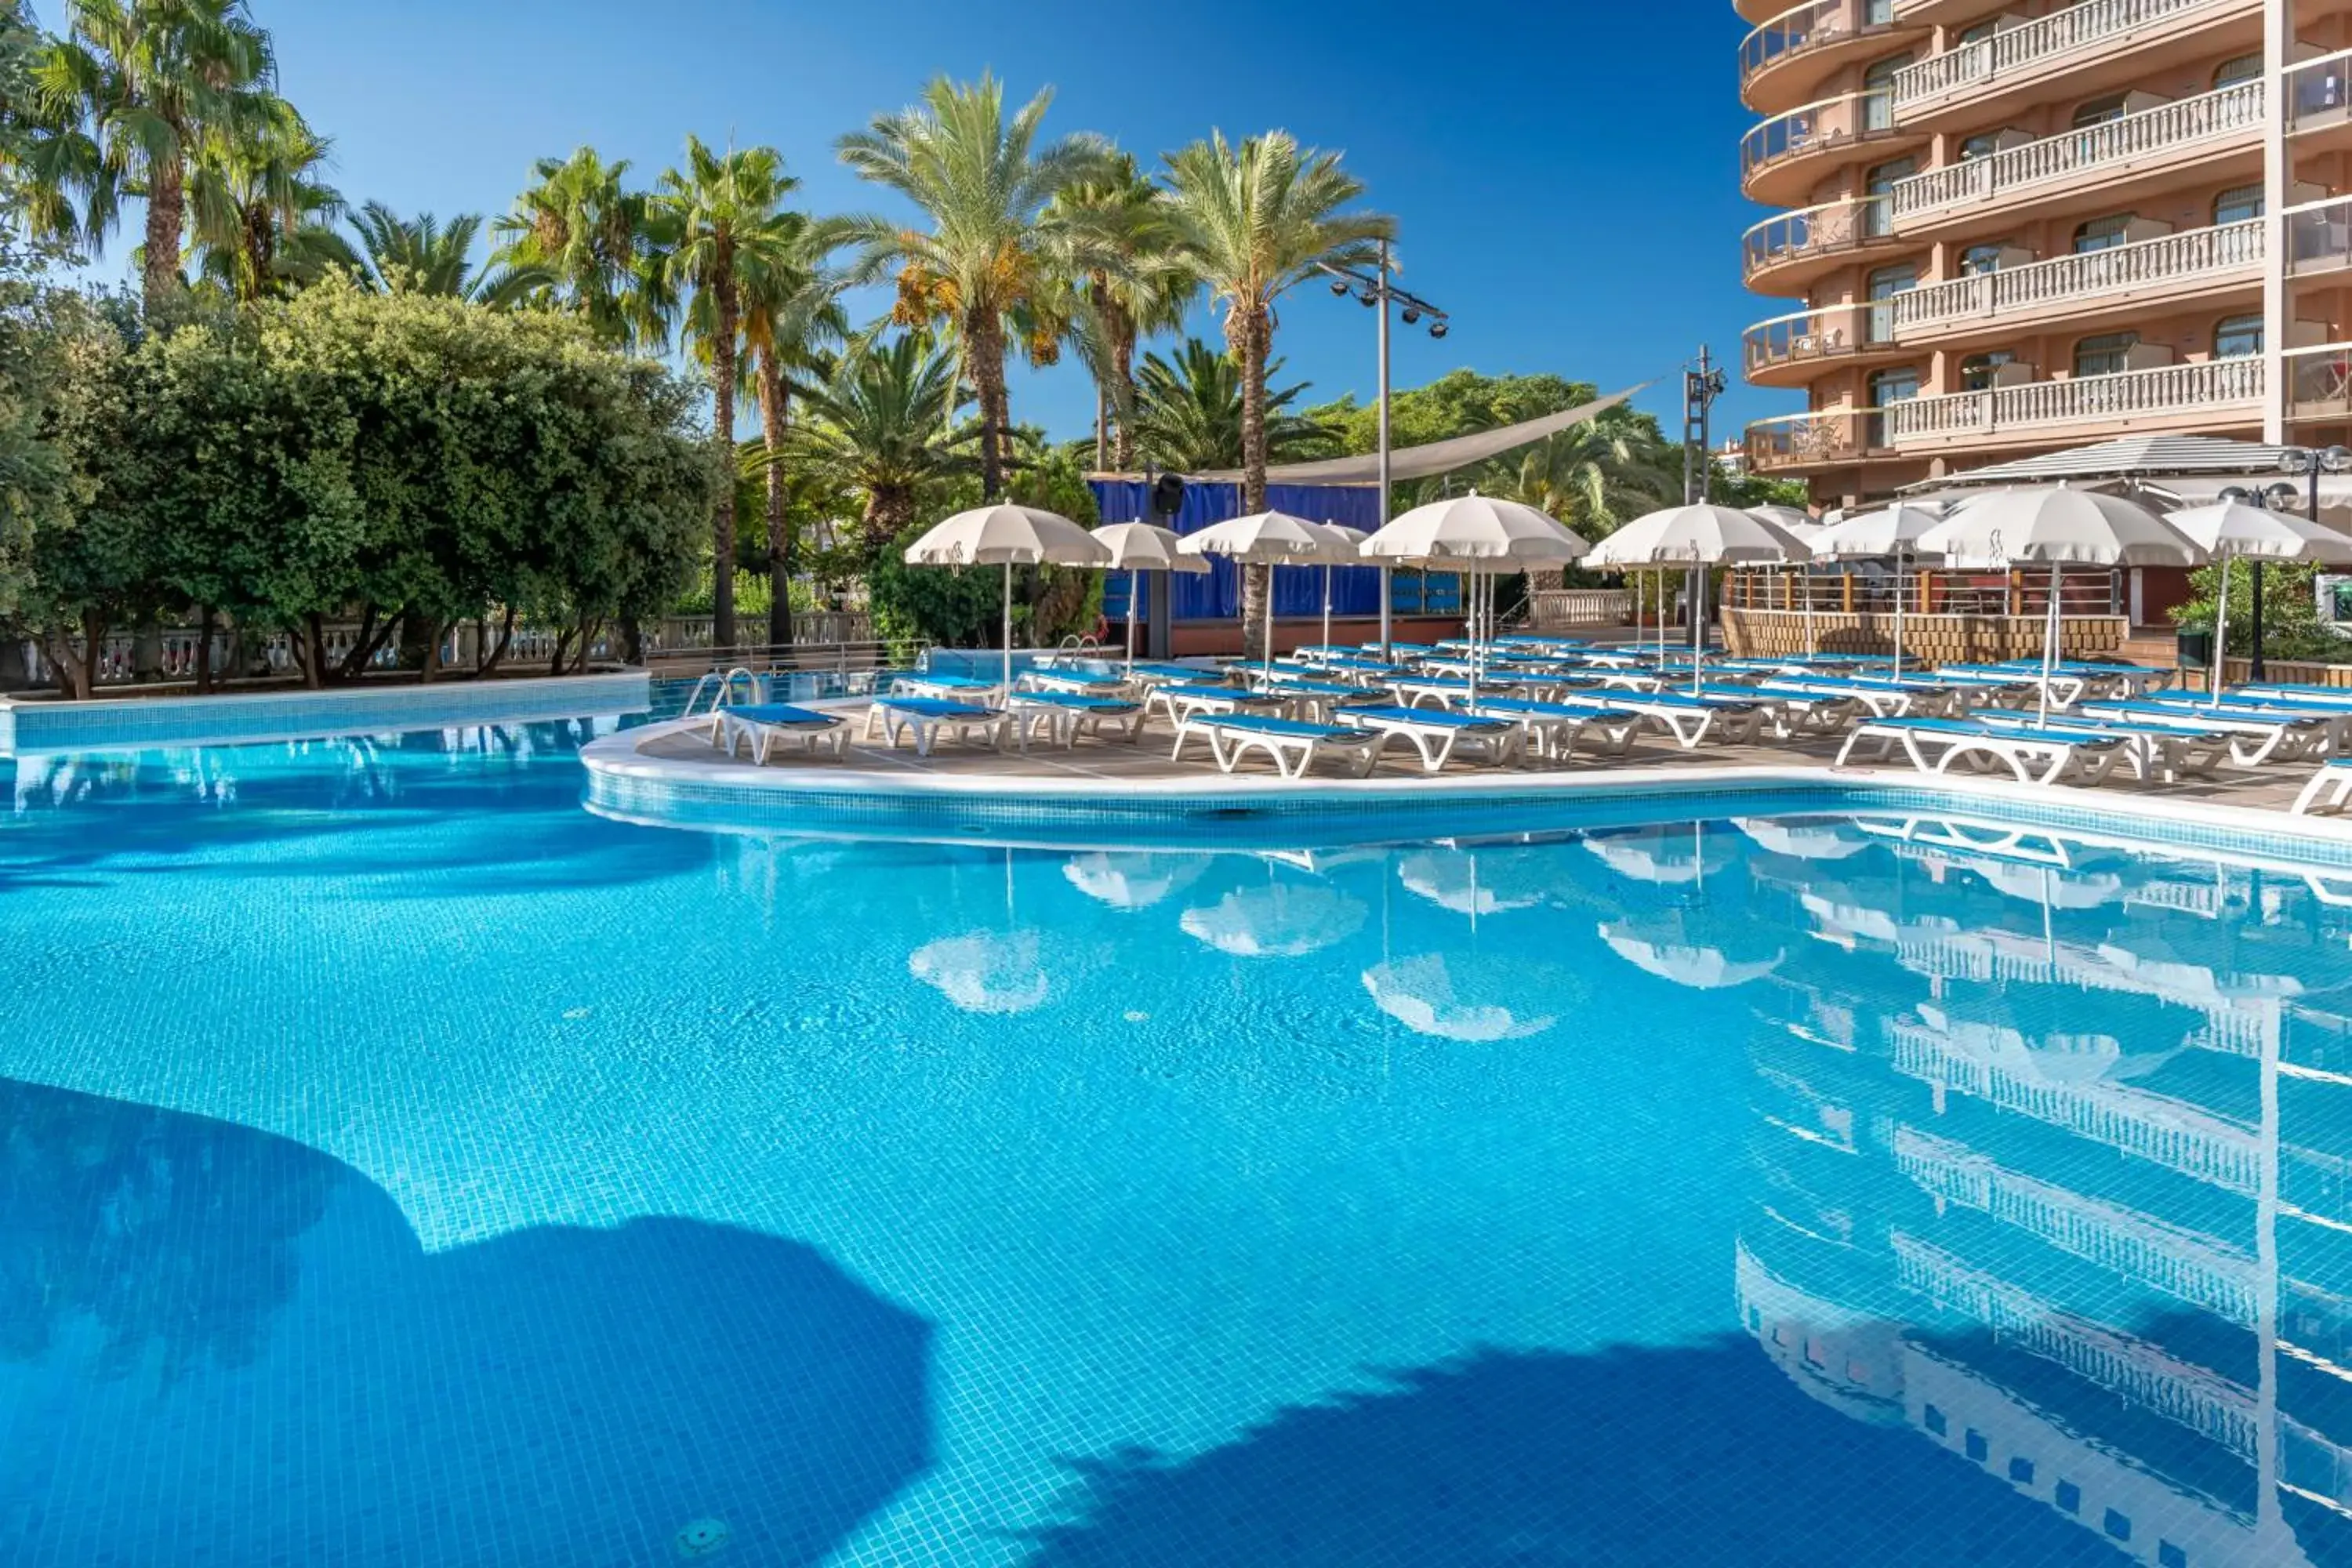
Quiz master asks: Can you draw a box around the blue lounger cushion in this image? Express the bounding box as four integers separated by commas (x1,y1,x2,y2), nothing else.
1475,699,1645,724
1878,716,2117,742
1012,691,1139,712
893,673,997,690
1341,706,1512,731
724,703,840,728
1191,713,1363,741
877,697,999,718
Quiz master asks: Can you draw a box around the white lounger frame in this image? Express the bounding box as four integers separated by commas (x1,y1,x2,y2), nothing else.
1170,716,1384,780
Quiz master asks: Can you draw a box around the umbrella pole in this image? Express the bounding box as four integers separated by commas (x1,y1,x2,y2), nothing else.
1892,546,1907,681
1802,566,1814,659
1003,563,1014,695
1265,563,1276,679
2209,547,2230,706
1322,562,1334,653
2036,562,2060,728
1690,564,1704,698
1127,567,1140,676
1468,570,1482,712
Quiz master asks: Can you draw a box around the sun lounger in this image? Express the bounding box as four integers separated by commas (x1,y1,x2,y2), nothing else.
2078,699,2334,767
1384,673,1566,710
1933,666,2067,708
1171,712,1385,779
711,703,850,764
1472,698,1649,760
1018,667,1132,698
1255,678,1367,724
1334,705,1526,771
863,696,1014,757
1532,688,1755,750
1984,659,2171,699
1144,681,1285,728
2293,757,2352,815
1835,715,2136,786
1693,681,1858,738
1758,675,1955,720
1008,691,1148,746
1969,709,2230,782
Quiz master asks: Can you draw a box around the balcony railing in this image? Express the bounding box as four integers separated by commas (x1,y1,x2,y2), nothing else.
1740,0,1896,89
1890,81,2262,221
1742,303,1877,375
1741,194,1895,278
1891,0,2232,107
1887,219,2262,332
2289,195,2352,274
2286,342,2352,418
1744,408,1875,471
1742,89,1897,180
2288,46,2352,132
1882,356,2263,443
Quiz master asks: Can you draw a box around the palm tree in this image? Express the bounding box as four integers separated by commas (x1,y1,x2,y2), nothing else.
796,333,971,553
734,224,844,648
1047,152,1194,470
1160,130,1392,658
833,74,1112,498
647,136,804,649
1129,339,1330,472
345,201,543,303
24,0,277,307
492,146,660,347
185,95,346,300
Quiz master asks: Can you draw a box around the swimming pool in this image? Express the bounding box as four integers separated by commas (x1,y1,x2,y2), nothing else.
3,719,2350,1566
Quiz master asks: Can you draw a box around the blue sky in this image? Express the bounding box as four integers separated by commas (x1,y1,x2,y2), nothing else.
35,0,1787,442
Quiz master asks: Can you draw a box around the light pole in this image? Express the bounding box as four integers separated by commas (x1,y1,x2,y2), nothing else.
1318,243,1448,648
2266,444,2352,678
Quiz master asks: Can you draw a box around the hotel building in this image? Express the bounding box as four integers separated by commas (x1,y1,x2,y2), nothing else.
1737,0,2352,508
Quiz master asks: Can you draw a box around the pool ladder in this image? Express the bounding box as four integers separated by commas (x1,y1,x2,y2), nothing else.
679,666,763,720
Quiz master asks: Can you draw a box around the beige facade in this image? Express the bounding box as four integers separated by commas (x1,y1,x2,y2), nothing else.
1737,0,2352,507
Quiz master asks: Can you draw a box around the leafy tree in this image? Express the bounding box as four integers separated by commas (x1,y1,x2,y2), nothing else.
1160,129,1390,658
796,332,971,557
345,201,543,304
834,74,1112,498
1305,369,1595,456
1128,337,1330,472
491,146,661,348
647,136,802,650
22,0,278,307
867,449,1102,651
2171,559,2350,662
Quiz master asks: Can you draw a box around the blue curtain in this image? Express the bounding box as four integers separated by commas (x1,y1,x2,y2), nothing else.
1087,480,1457,621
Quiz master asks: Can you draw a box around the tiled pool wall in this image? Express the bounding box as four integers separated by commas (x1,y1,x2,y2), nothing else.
579,752,2352,871
0,670,652,756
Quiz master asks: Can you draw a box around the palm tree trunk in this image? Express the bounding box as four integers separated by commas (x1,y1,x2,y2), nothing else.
143,147,185,308
971,310,1010,499
710,272,740,650
757,348,793,651
1111,328,1138,471
1237,303,1271,662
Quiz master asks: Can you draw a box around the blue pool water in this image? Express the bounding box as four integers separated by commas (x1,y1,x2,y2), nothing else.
5,721,2352,1566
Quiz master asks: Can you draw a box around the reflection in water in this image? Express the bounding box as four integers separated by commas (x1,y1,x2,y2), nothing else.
1737,815,2352,1568
1062,851,1207,911
1179,880,1367,958
1362,953,1557,1042
909,930,1051,1014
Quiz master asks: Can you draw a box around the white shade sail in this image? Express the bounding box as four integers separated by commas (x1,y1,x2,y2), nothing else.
1360,494,1590,564
1584,503,1812,566
1089,521,1212,573
2158,500,2352,563
1178,510,1331,564
1806,503,1948,562
1916,488,2202,568
904,504,1111,567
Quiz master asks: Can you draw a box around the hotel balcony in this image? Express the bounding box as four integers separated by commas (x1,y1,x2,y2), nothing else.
1883,218,2263,341
2285,342,2352,423
1882,356,2264,448
1889,0,2257,125
1740,0,1926,108
1743,303,1906,385
2288,46,2352,155
1742,90,1926,207
1742,194,1902,294
1744,407,1878,474
1888,80,2262,233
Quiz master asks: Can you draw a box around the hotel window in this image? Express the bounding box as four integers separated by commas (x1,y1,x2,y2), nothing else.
2104,1509,2132,1543
1959,130,2006,160
2074,213,2134,252
1958,17,2000,43
2158,1544,2188,1568
2074,93,2131,128
2074,332,2139,376
1861,56,1910,130
1959,351,2016,391
1959,242,2010,274
2215,314,2263,358
2008,1457,2035,1485
2055,1481,2082,1514
1964,1430,1988,1462
2214,183,2263,226
2214,53,2262,89
1868,365,1920,405
1922,1404,1947,1436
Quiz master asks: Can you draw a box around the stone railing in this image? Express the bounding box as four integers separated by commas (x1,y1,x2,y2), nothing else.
1891,0,2230,107
1890,81,2262,221
1888,220,2261,332
1883,357,2264,444
1524,589,1634,630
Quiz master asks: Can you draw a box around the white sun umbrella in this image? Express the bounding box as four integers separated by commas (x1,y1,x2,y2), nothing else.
1306,521,1371,654
1179,510,1330,676
1360,493,1589,707
2159,500,2352,706
1917,488,2202,724
1808,503,1947,677
905,504,1113,691
1362,954,1559,1042
1598,916,1785,990
1587,504,1812,693
1061,851,1207,910
1091,522,1211,675
1396,845,1556,916
1179,882,1366,957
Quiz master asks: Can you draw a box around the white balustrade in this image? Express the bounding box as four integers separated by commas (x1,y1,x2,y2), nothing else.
1889,220,2261,333
1893,0,2230,106
1891,82,2262,221
1883,357,2264,445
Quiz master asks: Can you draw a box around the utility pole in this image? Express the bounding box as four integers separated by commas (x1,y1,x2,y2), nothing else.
1376,238,1392,649
1682,347,1728,643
